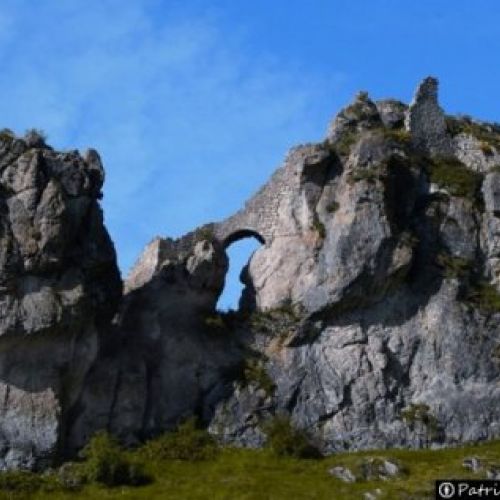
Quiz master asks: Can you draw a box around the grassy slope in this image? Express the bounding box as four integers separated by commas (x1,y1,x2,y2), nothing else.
20,440,500,500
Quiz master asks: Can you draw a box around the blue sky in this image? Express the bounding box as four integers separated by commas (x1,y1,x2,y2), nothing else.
0,1,499,309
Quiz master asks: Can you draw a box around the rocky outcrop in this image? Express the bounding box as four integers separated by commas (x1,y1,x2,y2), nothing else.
66,231,240,453
1,77,500,469
405,76,453,156
204,77,500,451
0,129,121,469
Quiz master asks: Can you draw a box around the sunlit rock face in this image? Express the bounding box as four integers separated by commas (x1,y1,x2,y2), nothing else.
205,77,500,451
1,77,500,469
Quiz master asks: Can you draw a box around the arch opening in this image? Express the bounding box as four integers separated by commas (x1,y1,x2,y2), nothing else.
217,233,263,311
223,229,265,249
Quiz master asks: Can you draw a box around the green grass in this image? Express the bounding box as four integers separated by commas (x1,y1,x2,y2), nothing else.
9,439,499,500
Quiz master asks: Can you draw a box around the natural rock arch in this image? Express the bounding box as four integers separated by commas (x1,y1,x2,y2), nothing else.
222,229,265,248
216,230,264,310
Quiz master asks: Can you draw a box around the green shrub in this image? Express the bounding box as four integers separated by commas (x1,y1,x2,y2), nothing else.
56,462,87,491
381,127,412,145
273,299,301,319
249,310,273,332
349,167,381,184
333,130,358,156
194,226,215,242
140,417,218,462
249,301,301,334
426,157,483,202
240,358,276,396
445,116,467,136
264,416,321,459
480,141,494,156
436,253,472,279
312,213,326,239
0,128,15,143
204,313,227,331
466,282,500,314
80,431,150,487
204,309,242,334
326,201,339,213
401,404,439,440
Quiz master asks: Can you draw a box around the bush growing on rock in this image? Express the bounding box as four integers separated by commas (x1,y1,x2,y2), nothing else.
426,156,483,202
240,358,276,396
466,281,500,314
436,252,472,279
204,313,228,331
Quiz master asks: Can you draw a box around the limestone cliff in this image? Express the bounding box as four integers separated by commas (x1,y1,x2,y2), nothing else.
0,129,121,469
1,77,500,469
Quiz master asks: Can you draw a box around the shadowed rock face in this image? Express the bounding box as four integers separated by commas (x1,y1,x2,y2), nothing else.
1,77,500,469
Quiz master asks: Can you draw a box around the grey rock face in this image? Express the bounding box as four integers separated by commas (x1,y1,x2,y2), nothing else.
462,457,482,472
0,131,121,469
405,77,453,156
328,91,383,142
68,231,242,452
328,466,356,483
454,132,500,173
375,99,407,129
483,172,500,215
487,467,500,480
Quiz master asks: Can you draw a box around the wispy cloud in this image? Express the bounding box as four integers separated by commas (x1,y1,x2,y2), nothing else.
0,1,342,274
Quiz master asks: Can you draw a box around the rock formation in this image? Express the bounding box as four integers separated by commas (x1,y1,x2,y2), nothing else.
0,129,121,469
1,77,500,470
